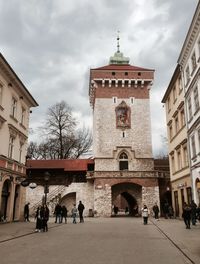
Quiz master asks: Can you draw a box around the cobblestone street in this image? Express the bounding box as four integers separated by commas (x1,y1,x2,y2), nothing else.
0,217,199,264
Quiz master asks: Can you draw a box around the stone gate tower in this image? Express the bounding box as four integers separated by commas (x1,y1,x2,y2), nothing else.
89,41,160,216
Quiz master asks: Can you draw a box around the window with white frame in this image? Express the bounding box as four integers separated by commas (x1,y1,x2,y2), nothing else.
175,116,179,134
167,97,171,112
19,142,23,163
191,135,196,158
198,39,200,59
173,85,177,102
21,107,26,125
0,84,3,106
191,52,197,72
194,86,199,112
177,149,182,170
185,66,190,84
198,128,200,153
178,76,182,92
171,154,175,173
8,136,15,159
11,97,17,118
169,124,173,140
180,109,185,127
183,145,188,167
188,97,192,120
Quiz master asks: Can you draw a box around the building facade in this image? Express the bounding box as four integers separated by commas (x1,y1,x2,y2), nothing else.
0,53,38,222
162,65,191,218
178,2,200,205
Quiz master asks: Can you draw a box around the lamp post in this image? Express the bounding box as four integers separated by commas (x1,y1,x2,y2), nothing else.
44,172,50,205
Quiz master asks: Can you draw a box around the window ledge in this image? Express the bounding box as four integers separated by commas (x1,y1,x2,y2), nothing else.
10,115,18,123
20,123,26,130
194,107,200,116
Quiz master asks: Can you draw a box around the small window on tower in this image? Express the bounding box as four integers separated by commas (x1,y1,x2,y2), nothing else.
119,152,128,171
125,72,128,76
138,72,141,76
130,97,134,104
113,97,117,103
122,131,126,138
112,72,115,76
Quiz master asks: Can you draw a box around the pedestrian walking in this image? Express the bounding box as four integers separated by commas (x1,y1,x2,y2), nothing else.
141,205,150,225
42,205,49,232
197,203,200,222
152,202,159,220
71,204,77,224
190,200,197,225
61,205,68,224
182,202,192,229
163,201,169,219
78,201,85,223
35,205,43,232
168,205,174,219
54,203,62,223
24,202,30,222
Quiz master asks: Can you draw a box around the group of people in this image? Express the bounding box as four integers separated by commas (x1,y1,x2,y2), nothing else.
35,204,50,232
182,200,200,229
54,201,85,224
24,200,85,232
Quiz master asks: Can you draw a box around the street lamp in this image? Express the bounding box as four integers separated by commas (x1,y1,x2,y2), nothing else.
44,172,50,205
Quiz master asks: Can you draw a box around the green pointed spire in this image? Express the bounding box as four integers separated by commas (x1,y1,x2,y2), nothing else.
109,31,130,65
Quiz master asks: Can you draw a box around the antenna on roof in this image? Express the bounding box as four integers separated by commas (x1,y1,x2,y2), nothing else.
117,30,120,53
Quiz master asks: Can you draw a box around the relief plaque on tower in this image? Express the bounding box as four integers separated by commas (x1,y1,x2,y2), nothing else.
115,101,131,129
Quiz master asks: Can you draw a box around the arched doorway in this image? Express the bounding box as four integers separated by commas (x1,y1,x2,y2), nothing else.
112,182,142,217
13,185,20,221
1,180,11,221
60,192,76,213
195,178,200,204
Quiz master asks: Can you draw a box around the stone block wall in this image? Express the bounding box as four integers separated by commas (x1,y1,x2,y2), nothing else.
94,184,112,217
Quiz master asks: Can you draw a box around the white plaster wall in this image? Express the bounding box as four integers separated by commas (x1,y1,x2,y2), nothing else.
93,98,153,171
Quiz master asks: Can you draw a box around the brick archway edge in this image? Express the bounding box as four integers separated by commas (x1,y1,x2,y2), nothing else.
94,178,158,187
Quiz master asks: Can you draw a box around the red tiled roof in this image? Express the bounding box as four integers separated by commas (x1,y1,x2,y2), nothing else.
92,64,154,71
26,159,94,171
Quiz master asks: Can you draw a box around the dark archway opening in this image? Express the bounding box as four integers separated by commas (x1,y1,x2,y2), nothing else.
121,192,138,216
1,180,10,221
112,192,138,217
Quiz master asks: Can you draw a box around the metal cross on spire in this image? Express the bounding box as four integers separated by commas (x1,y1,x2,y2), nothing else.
117,30,120,53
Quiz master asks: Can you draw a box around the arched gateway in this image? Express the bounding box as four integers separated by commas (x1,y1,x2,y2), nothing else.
112,182,141,216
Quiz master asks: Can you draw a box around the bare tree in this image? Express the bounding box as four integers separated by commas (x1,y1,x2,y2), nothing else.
27,101,92,160
43,101,76,159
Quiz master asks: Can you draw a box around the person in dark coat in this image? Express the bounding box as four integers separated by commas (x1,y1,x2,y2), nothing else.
42,205,49,232
61,205,68,224
24,202,30,222
182,202,192,229
78,201,85,223
35,205,43,232
152,202,159,220
54,203,62,223
190,200,197,225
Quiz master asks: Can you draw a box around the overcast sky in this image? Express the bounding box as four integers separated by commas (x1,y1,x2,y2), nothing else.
0,0,198,157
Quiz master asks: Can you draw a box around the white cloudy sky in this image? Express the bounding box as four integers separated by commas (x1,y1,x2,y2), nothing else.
0,0,198,157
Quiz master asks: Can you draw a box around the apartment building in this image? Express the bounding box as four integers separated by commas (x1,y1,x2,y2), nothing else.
162,65,191,218
0,53,38,222
178,2,200,205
